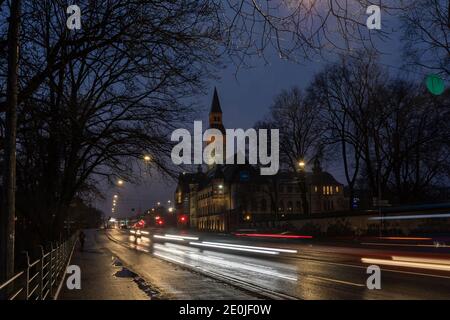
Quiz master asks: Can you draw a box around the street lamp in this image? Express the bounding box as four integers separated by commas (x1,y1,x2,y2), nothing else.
114,195,118,199
297,160,309,215
117,179,124,186
168,207,173,213
157,202,161,206
144,155,151,162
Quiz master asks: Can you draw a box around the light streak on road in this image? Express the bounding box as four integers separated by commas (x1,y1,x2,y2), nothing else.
153,243,297,281
361,242,450,248
189,242,280,255
153,234,200,241
392,256,450,266
200,241,298,254
165,234,199,241
377,237,432,241
154,235,185,241
369,213,450,221
235,233,313,239
361,256,450,272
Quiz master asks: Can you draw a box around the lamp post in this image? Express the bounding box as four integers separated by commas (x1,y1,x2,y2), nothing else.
298,160,309,216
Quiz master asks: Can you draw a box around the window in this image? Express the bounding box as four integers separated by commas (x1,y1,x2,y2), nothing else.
314,186,318,192
336,186,339,193
251,200,258,211
287,201,293,212
287,186,293,193
261,199,267,211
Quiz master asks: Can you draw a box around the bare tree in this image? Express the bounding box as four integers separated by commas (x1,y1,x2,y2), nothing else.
309,52,389,202
222,0,396,66
1,0,223,247
402,0,450,76
263,87,325,215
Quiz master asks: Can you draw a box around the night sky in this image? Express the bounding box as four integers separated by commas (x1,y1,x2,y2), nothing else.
98,12,418,218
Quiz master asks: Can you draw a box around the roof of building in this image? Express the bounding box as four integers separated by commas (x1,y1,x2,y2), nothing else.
175,163,342,195
210,87,222,114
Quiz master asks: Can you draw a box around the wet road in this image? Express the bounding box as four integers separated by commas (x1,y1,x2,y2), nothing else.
105,228,450,299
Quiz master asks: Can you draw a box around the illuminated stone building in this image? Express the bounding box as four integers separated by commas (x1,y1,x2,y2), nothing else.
174,89,347,231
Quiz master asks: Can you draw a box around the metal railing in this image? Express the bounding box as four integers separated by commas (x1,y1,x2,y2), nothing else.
0,233,77,300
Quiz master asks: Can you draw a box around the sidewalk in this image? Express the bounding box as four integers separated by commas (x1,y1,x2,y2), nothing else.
59,230,154,300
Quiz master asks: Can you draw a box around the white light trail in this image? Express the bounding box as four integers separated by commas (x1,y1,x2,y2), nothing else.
361,257,450,272
369,213,450,221
189,242,279,255
200,241,298,254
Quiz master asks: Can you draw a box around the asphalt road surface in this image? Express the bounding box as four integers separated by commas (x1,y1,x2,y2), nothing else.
104,228,450,299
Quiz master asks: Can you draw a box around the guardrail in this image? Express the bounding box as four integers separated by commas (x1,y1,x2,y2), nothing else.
0,233,78,300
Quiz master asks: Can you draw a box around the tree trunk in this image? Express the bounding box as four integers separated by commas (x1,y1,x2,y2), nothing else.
1,0,21,286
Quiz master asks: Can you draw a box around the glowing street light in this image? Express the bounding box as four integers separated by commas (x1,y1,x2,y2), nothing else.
168,207,173,213
114,195,118,199
144,155,151,162
298,160,306,168
117,179,124,186
157,202,161,206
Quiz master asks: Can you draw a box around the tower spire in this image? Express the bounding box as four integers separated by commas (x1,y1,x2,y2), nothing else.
210,87,222,114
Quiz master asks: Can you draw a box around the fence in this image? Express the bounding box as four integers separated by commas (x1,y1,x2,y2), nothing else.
0,233,78,300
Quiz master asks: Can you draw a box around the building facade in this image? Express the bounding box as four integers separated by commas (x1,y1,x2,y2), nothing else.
174,89,347,232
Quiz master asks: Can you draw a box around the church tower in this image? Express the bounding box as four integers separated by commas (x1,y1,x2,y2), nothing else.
206,87,226,166
209,87,225,134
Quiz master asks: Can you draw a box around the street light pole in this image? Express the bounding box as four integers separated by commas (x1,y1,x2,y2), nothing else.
1,0,21,287
298,160,309,216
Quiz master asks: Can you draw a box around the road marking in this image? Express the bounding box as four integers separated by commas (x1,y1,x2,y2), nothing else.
308,275,365,287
